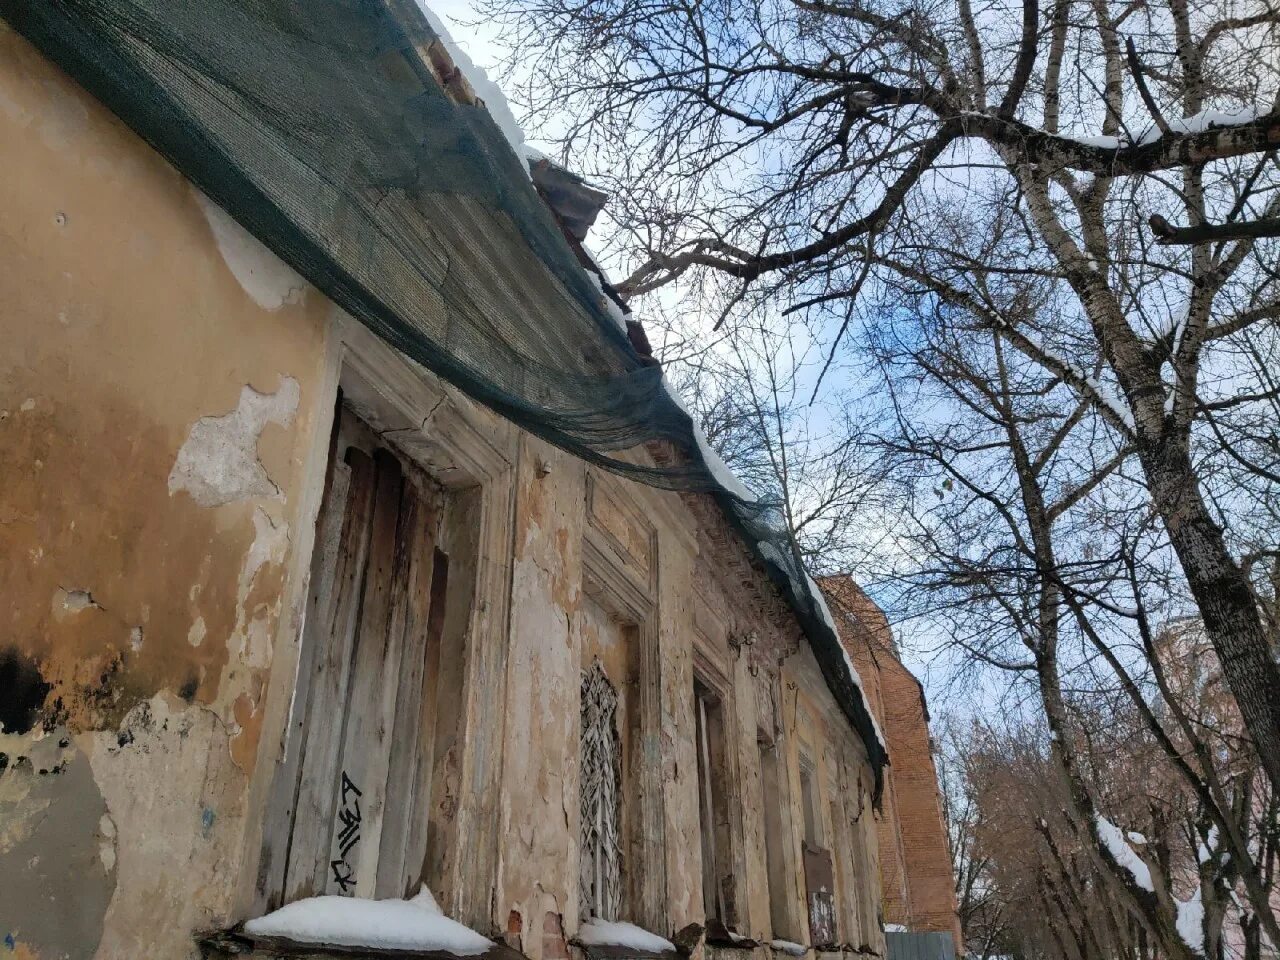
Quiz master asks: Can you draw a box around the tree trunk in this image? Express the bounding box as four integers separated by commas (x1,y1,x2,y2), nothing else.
1141,437,1280,797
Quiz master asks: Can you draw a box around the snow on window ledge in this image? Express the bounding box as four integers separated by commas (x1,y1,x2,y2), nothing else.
233,887,495,956
769,939,809,956
574,919,678,956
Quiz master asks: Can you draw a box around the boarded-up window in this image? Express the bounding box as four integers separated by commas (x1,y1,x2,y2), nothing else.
694,679,734,925
800,754,836,947
273,407,466,904
580,658,622,920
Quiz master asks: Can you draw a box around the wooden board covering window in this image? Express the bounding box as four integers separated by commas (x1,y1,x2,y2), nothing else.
757,731,795,941
279,408,451,903
803,843,837,948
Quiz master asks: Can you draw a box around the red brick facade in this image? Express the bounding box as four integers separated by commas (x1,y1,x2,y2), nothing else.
819,578,963,953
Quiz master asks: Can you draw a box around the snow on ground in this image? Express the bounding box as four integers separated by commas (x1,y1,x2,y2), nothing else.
243,886,493,953
577,919,676,953
770,939,809,955
1095,815,1154,892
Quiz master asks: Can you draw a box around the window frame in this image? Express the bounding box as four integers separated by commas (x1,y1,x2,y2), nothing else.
244,317,518,930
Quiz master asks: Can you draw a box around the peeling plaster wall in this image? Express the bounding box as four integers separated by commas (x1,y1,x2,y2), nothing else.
1,23,885,960
0,24,331,959
498,438,587,957
494,433,884,959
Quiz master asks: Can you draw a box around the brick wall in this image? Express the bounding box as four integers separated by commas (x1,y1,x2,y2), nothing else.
819,578,963,953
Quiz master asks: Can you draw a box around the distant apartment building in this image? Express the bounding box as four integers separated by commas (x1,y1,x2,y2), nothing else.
819,579,963,957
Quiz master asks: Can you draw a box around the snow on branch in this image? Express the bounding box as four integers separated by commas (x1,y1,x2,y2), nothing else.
1095,815,1154,892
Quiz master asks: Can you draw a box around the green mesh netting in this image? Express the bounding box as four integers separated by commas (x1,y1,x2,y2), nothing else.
1,0,886,785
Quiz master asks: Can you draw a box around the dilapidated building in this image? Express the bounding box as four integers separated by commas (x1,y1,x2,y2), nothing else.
0,3,890,959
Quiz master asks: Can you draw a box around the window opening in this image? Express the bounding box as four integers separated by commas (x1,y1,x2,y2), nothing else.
580,658,622,920
694,679,733,924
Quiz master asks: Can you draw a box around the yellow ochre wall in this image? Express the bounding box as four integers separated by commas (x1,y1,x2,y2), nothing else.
0,24,884,960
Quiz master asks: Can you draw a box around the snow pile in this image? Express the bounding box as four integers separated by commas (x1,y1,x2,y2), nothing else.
1071,134,1122,149
243,886,493,954
413,2,533,172
1095,816,1154,891
577,919,676,953
1197,826,1218,864
770,939,809,955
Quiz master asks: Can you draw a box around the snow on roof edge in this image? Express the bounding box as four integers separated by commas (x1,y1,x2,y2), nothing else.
413,1,532,175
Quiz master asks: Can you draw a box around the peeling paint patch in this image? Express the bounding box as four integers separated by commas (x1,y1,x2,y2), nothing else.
195,191,306,310
52,586,102,621
168,378,300,507
99,813,117,872
0,731,112,957
231,506,289,669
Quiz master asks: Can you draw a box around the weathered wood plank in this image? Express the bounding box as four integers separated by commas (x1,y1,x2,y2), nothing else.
376,481,440,899
423,488,480,902
398,544,450,901
258,434,352,910
330,448,406,898
285,447,378,902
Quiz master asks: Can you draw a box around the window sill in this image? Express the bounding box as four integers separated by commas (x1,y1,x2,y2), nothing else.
571,941,683,960
200,929,527,960
704,942,762,955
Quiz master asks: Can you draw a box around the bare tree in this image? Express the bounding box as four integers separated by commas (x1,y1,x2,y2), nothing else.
481,0,1280,793
938,719,1019,960
858,295,1280,956
660,315,900,573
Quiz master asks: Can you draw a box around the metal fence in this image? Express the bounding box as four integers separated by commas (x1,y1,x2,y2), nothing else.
885,931,956,960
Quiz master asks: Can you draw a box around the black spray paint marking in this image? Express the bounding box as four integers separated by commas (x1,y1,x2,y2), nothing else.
329,771,363,893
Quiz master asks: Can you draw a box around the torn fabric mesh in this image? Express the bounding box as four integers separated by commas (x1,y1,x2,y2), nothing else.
0,0,886,786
